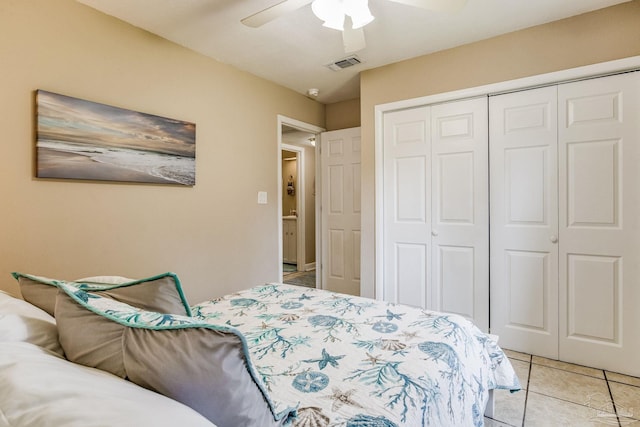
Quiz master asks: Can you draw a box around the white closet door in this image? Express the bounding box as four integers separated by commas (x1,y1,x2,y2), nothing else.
489,86,559,358
321,128,361,295
383,106,431,308
382,100,488,330
431,98,489,331
558,72,640,376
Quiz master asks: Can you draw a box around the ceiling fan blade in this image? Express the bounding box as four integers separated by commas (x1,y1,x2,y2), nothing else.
387,0,467,13
343,26,366,53
241,0,313,28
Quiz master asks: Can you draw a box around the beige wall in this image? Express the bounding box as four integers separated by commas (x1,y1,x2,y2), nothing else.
0,0,324,302
359,1,640,294
325,98,361,130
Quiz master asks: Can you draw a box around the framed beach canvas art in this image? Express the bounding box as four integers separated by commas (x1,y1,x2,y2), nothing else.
36,90,196,185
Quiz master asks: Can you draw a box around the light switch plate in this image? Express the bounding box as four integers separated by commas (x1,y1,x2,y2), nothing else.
257,191,267,204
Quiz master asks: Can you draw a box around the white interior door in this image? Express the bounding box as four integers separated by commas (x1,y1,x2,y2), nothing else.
321,127,361,295
382,99,488,330
558,71,640,376
489,86,559,358
431,98,489,331
382,106,432,308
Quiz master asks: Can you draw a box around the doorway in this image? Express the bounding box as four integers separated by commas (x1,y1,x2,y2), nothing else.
277,116,324,288
281,145,302,271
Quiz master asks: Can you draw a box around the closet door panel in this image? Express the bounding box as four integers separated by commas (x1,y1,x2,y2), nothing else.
566,254,619,342
506,250,549,329
395,243,427,305
431,97,489,331
382,98,488,331
383,107,431,308
490,86,559,358
559,72,640,376
566,140,618,226
438,152,474,222
505,147,547,224
438,245,475,319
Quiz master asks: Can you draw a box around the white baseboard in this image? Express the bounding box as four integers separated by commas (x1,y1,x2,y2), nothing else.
304,262,316,272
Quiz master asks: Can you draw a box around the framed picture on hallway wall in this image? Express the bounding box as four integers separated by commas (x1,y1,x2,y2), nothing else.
35,90,196,185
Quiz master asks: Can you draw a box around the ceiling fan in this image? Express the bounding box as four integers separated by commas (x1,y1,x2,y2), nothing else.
241,0,467,53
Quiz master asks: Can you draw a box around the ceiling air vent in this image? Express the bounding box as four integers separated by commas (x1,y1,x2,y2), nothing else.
327,55,362,71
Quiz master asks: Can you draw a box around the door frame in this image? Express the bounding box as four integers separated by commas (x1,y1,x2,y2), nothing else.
277,115,324,283
282,143,305,270
371,55,640,301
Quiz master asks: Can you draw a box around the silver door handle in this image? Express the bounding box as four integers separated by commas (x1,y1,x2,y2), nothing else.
431,230,438,237
550,235,558,243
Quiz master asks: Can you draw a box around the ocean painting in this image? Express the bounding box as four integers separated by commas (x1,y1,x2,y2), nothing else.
36,90,195,185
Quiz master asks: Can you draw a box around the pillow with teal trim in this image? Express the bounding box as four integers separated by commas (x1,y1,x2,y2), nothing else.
54,282,294,427
75,275,133,284
12,272,191,317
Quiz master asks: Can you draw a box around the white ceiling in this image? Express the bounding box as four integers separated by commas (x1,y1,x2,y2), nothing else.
77,0,629,104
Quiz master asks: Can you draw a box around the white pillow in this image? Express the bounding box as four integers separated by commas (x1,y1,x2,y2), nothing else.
75,275,134,284
0,291,63,356
0,342,217,427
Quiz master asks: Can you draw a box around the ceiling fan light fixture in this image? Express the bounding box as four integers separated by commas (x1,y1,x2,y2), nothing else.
344,0,374,29
311,0,374,31
312,0,343,30
323,14,346,31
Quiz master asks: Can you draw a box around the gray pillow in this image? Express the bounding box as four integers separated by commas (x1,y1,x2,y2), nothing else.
12,272,191,317
54,283,294,427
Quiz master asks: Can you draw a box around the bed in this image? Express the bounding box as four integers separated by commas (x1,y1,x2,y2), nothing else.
2,273,520,427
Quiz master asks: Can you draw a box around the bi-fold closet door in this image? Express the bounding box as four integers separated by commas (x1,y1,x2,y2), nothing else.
382,97,489,332
490,72,640,376
381,71,639,375
489,86,559,359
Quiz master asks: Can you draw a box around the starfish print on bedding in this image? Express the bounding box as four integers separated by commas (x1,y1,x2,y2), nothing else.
400,330,420,341
376,309,405,321
365,352,383,366
303,348,345,370
324,387,364,411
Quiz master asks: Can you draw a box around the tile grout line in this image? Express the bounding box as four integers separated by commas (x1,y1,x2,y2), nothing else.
520,354,533,427
525,374,619,413
509,350,609,380
506,351,640,426
603,371,622,427
529,360,605,380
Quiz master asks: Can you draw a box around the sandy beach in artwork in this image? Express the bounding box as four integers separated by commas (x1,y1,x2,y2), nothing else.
37,147,178,184
35,90,196,185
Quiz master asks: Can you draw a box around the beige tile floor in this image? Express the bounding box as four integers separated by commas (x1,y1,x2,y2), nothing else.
485,349,640,427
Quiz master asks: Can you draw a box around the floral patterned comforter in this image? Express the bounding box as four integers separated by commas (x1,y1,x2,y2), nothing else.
192,284,520,427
